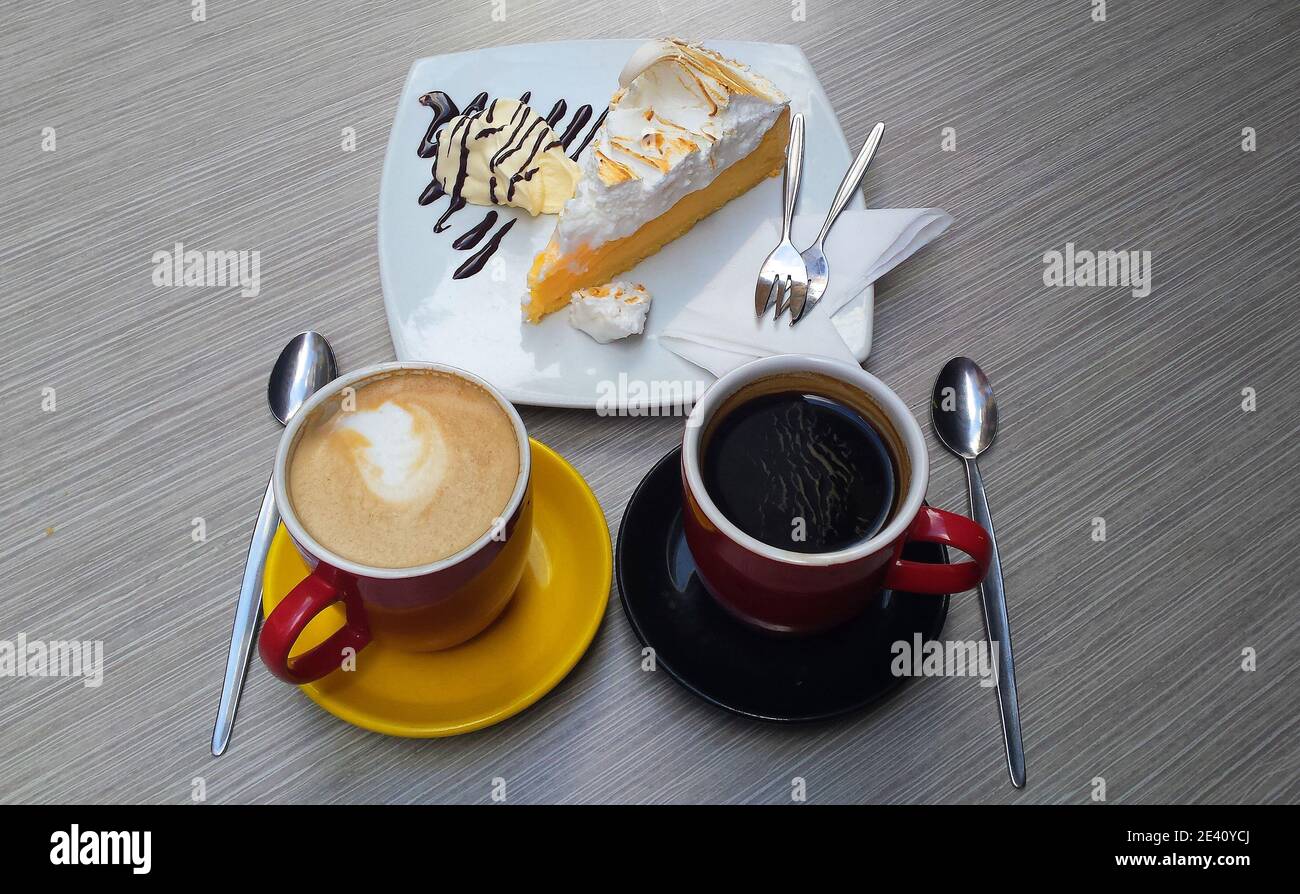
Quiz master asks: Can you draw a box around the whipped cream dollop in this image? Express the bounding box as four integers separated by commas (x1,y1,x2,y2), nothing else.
548,39,788,254
435,98,581,215
334,400,448,505
568,281,652,342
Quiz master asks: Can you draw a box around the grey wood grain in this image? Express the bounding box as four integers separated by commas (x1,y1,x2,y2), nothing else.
1,0,1297,804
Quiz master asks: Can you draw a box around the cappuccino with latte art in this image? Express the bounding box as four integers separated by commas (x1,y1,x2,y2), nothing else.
287,368,520,569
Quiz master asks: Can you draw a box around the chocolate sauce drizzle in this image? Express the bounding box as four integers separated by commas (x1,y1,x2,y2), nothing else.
418,178,445,206
555,105,592,152
453,218,517,280
573,108,607,158
433,196,466,233
452,210,498,250
415,88,608,280
417,91,459,158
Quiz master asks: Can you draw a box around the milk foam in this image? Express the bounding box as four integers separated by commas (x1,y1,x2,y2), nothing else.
287,369,521,569
334,400,447,504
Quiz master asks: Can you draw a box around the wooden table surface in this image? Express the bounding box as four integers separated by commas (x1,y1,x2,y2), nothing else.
2,0,1297,804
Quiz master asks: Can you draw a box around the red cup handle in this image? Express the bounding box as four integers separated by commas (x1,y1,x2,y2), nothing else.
258,565,371,684
883,505,992,594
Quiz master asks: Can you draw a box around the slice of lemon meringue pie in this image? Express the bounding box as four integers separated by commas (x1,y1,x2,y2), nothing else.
524,39,791,322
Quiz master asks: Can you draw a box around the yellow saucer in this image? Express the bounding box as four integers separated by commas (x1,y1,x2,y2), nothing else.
262,438,611,737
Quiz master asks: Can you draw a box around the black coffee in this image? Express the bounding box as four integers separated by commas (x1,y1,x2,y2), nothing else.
702,390,897,553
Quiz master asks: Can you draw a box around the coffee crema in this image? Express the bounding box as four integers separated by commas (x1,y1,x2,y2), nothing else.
287,369,520,569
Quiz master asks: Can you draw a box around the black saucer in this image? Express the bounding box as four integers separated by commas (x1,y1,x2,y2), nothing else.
616,446,950,722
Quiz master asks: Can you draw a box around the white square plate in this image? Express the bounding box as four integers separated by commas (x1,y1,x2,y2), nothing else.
378,40,871,410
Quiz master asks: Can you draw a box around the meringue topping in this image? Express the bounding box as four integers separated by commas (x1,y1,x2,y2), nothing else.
593,39,787,186
434,98,581,215
568,281,653,343
545,40,788,252
616,38,786,100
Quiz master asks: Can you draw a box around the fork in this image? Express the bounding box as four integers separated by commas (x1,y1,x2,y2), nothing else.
789,121,885,324
754,112,807,320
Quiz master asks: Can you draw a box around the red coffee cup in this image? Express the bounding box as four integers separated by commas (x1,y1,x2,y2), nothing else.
259,362,533,684
681,355,991,635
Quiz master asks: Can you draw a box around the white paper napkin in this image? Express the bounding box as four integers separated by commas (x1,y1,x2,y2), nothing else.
659,208,952,377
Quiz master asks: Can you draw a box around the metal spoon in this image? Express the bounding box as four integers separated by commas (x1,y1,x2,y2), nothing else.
930,357,1025,788
211,332,338,756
